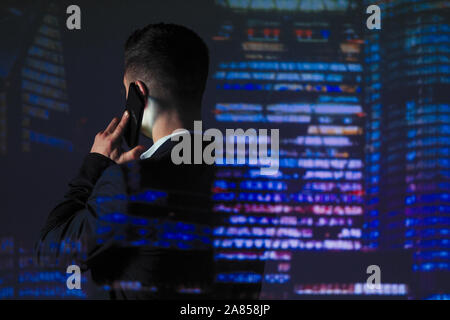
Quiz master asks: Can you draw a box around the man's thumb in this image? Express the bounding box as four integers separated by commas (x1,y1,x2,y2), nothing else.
130,145,146,159
119,145,146,163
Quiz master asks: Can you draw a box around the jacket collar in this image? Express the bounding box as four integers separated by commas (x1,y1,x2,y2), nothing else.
140,129,189,161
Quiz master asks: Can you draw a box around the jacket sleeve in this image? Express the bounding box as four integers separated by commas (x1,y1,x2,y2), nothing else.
35,152,127,268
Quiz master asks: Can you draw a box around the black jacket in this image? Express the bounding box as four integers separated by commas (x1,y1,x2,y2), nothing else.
36,138,215,299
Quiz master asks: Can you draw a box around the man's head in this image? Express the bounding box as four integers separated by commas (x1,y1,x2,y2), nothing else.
124,23,209,138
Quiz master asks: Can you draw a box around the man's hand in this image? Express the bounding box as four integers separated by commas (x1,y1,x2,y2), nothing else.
90,111,146,164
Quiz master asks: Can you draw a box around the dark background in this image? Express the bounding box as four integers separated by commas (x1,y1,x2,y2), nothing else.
0,0,448,299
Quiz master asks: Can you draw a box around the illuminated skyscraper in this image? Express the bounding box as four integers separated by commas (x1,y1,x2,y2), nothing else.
1,1,74,227
0,1,72,156
364,0,449,298
208,0,388,299
0,1,77,299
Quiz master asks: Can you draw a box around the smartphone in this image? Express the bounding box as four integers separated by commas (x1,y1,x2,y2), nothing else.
123,83,146,148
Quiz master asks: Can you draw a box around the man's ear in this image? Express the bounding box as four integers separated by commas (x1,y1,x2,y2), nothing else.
135,80,148,98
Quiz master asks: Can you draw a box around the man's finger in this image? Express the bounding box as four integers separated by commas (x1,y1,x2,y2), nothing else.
111,111,129,140
117,145,146,164
104,117,119,134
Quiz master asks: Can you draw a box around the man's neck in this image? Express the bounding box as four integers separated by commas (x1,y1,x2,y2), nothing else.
151,111,185,143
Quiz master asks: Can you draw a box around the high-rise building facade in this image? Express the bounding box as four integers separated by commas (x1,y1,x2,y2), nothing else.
0,1,76,299
0,1,72,156
364,0,449,298
208,0,383,299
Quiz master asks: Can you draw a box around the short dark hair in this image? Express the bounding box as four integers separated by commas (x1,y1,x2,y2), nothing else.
124,23,209,106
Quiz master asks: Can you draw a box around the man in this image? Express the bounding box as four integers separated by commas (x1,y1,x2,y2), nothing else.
36,23,214,299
